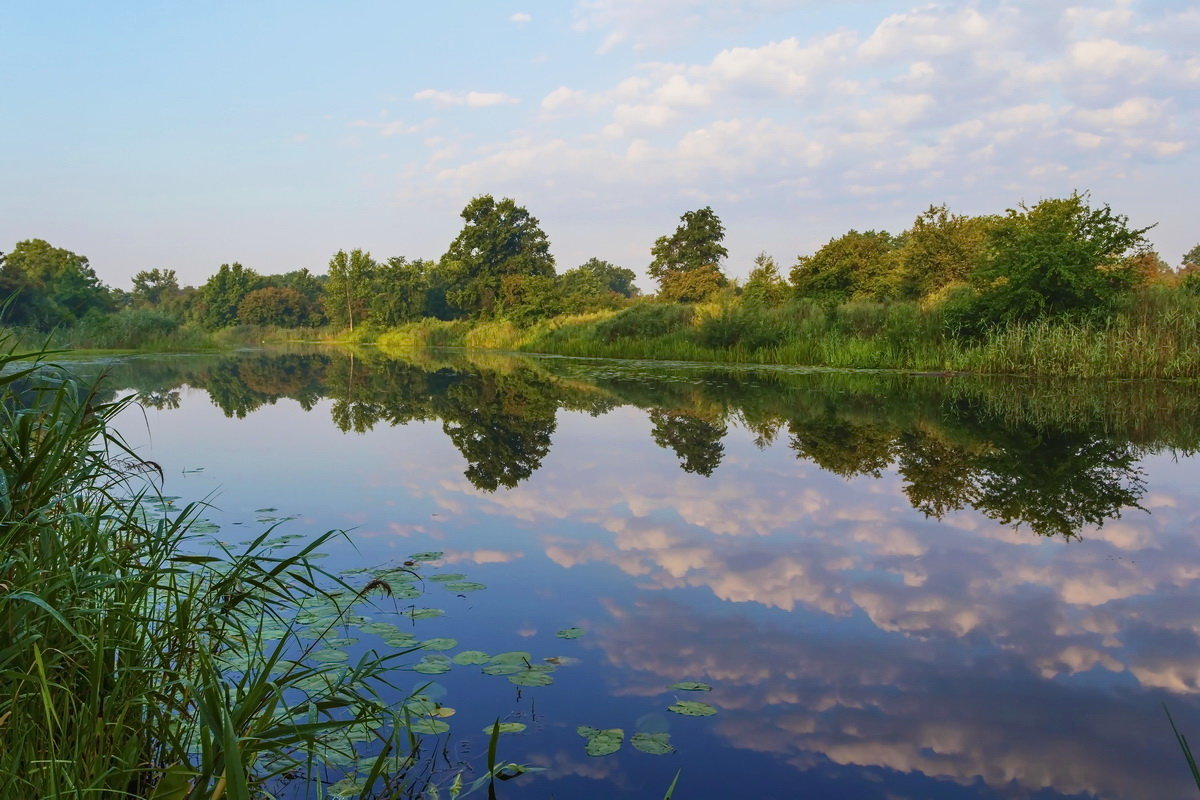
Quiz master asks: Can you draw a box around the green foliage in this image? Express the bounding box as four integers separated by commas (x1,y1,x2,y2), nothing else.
131,268,182,308
790,229,899,302
894,205,992,300
559,258,638,313
499,273,563,325
649,207,729,299
369,257,431,327
237,286,315,327
324,249,377,331
594,303,694,342
443,195,555,317
197,262,261,330
741,253,788,308
1181,243,1200,272
963,193,1153,329
0,239,112,329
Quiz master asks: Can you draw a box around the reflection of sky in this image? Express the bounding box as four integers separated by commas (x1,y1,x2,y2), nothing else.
112,376,1200,799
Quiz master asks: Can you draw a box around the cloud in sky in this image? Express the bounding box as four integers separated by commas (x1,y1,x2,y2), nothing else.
413,89,520,108
510,12,532,24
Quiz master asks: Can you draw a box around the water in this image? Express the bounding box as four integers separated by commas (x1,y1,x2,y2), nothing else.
95,346,1200,799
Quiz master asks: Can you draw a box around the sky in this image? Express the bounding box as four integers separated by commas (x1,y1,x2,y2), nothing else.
2,0,1197,290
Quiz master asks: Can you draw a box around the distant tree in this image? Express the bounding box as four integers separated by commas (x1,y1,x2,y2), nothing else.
790,230,899,302
324,249,377,331
0,239,111,328
559,258,638,313
197,263,261,329
1122,251,1173,287
1180,244,1200,274
649,207,728,301
499,273,563,324
741,253,788,307
370,257,431,327
237,286,312,327
965,193,1153,326
894,205,992,300
131,268,181,308
443,195,555,317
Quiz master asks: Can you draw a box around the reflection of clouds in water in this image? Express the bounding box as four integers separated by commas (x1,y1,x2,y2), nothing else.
595,596,1200,799
441,548,524,565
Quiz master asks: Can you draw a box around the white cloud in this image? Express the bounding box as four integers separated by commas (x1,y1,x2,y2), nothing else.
510,11,531,24
413,89,520,108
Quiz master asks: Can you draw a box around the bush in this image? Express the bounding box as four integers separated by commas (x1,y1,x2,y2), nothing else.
594,303,695,342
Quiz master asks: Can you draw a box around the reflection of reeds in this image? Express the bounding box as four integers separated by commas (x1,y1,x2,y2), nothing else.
1166,706,1200,792
0,340,418,797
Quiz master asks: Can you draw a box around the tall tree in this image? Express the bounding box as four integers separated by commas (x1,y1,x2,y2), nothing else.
131,268,181,308
742,253,788,307
443,195,555,317
894,205,992,300
324,249,378,331
197,263,260,330
0,239,111,328
790,229,899,302
370,257,431,327
648,207,729,301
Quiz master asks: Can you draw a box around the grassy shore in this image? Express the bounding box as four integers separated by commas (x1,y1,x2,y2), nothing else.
367,286,1200,380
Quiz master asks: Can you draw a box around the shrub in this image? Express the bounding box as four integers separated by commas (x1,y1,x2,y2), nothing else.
594,303,695,342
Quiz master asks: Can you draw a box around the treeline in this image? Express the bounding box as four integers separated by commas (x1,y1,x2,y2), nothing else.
3,192,1199,367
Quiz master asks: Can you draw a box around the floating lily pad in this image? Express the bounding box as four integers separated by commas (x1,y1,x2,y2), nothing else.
443,581,486,593
481,663,524,676
327,777,365,798
577,726,624,757
484,722,527,734
409,718,450,735
408,552,444,562
323,636,358,648
509,670,554,687
408,608,444,621
668,700,717,717
254,507,278,513
556,627,585,640
413,660,451,675
309,649,349,664
384,633,419,648
453,650,491,665
391,585,422,599
360,622,400,636
631,732,674,755
421,638,457,651
433,706,456,718
489,651,532,664
669,681,712,692
428,573,466,583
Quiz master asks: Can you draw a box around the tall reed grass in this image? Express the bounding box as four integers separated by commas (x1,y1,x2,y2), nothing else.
0,340,425,798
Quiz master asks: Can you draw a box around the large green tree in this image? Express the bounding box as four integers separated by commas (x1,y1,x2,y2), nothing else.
559,258,638,313
443,195,555,317
965,193,1153,326
894,205,992,300
370,257,431,327
324,249,378,331
0,239,111,328
790,229,899,302
197,263,261,330
130,268,181,308
648,207,729,302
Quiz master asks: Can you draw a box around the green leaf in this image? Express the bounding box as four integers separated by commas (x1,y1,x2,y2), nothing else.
409,608,444,620
421,637,457,651
428,573,466,583
577,727,624,757
508,671,553,687
413,660,451,675
555,626,585,639
409,718,451,735
669,681,711,692
631,732,675,755
309,649,349,664
452,650,491,665
668,700,717,717
443,581,486,592
483,722,527,734
409,551,444,561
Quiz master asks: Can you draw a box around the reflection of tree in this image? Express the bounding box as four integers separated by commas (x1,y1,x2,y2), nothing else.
649,411,726,476
136,390,181,411
788,418,894,478
441,376,556,491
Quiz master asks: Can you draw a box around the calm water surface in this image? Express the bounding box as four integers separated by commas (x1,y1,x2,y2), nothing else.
97,347,1200,799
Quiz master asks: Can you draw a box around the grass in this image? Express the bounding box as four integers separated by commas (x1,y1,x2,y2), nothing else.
0,339,438,798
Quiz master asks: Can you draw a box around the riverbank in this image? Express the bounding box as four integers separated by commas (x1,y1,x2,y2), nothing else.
360,287,1200,381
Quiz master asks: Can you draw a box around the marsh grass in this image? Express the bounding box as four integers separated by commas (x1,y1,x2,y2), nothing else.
0,340,434,798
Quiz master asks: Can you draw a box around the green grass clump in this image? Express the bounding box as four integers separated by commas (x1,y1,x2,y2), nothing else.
0,340,419,798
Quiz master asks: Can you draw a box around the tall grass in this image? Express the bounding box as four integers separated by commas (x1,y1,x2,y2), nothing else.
0,340,423,798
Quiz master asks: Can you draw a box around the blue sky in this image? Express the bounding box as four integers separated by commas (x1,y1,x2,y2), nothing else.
2,0,1197,289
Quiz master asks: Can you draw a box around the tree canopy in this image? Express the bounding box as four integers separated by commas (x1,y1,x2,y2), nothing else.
649,207,729,301
0,239,111,329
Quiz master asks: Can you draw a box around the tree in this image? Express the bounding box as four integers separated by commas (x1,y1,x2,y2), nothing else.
131,268,181,308
443,195,555,317
893,205,992,300
1180,244,1200,274
559,258,638,313
324,249,378,331
237,287,313,327
741,253,788,307
370,257,431,327
966,193,1153,326
790,229,899,302
0,239,111,328
649,207,728,301
197,263,260,330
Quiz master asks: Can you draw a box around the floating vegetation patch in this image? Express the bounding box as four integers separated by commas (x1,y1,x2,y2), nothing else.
508,669,554,687
407,608,445,621
577,726,624,757
429,573,466,583
669,681,712,692
453,650,491,665
443,581,486,593
421,637,457,651
309,649,350,664
631,732,674,755
668,700,717,717
408,551,444,562
485,722,527,734
555,626,585,640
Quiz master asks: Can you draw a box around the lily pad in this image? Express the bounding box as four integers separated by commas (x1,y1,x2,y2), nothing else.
327,777,365,798
577,726,624,757
443,581,487,593
508,670,554,687
408,608,444,621
409,718,450,735
481,663,524,676
408,551,444,562
359,622,400,636
421,637,457,651
428,573,466,583
453,650,491,665
631,732,675,755
556,627,585,640
484,722,527,734
412,660,451,675
489,651,532,665
309,649,349,664
669,681,712,692
668,700,717,717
